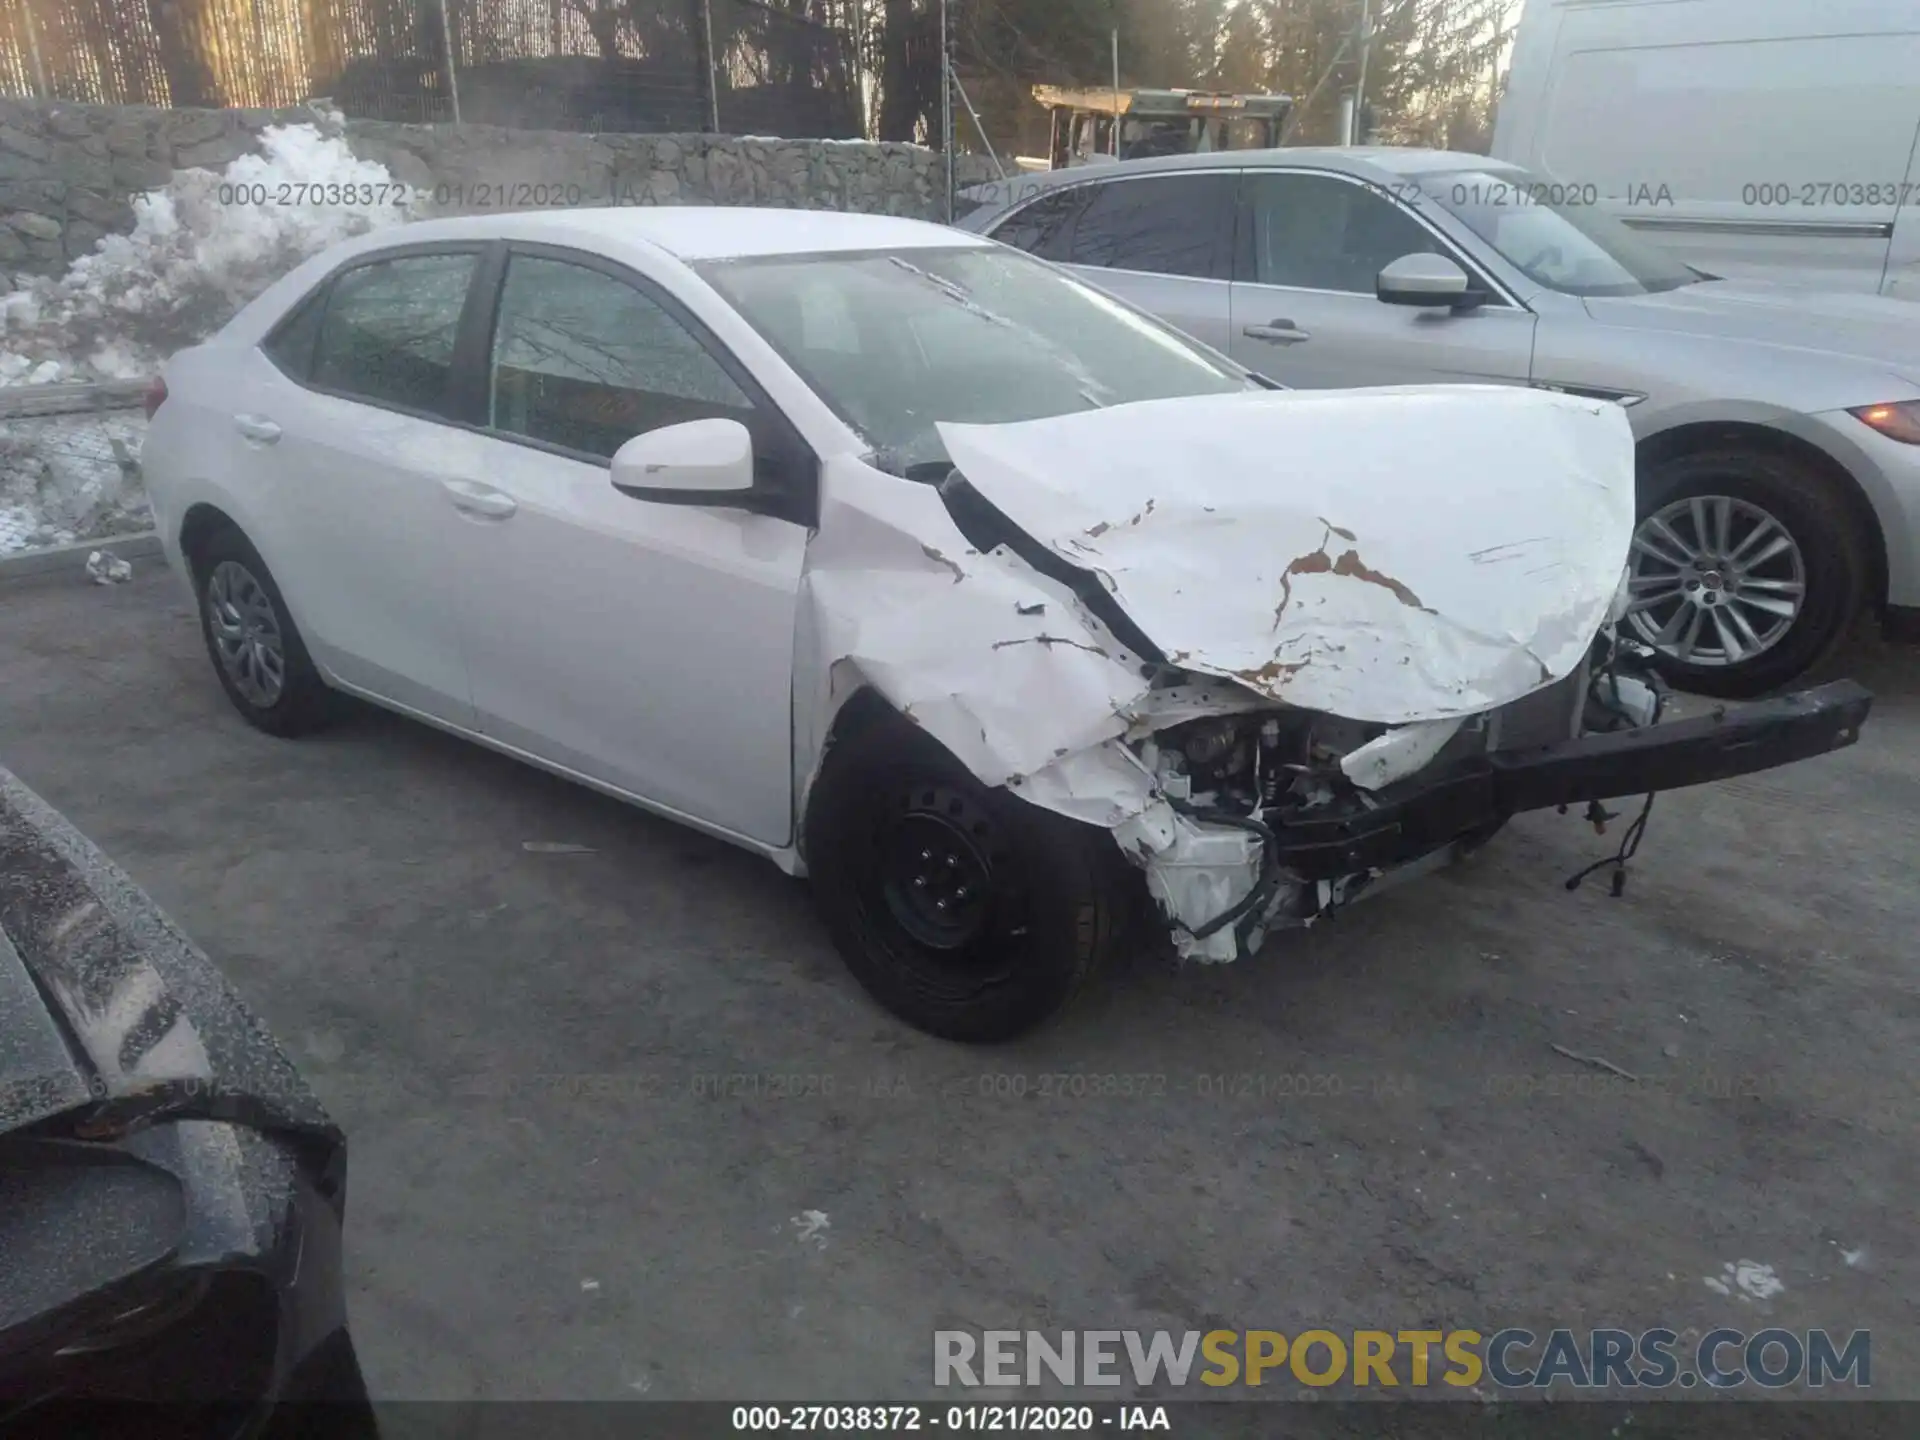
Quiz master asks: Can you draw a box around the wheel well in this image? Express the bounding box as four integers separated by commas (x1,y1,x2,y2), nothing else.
797,688,920,865
177,503,241,584
1637,422,1888,612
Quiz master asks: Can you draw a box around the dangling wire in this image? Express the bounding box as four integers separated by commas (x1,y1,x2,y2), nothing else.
1565,792,1657,897
1565,638,1668,897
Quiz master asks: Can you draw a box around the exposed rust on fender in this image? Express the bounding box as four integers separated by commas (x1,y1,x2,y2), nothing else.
1235,657,1310,688
1273,524,1429,630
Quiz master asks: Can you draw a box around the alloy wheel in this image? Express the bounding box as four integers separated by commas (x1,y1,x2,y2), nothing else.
1624,494,1806,668
206,560,287,708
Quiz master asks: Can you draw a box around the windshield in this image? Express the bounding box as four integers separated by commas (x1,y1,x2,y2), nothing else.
1418,168,1702,297
696,245,1255,471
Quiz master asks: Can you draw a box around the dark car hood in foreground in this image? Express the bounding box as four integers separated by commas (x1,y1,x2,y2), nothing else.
0,765,337,1147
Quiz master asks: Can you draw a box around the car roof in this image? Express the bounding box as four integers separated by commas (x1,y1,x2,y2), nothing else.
356,206,991,262
973,146,1520,192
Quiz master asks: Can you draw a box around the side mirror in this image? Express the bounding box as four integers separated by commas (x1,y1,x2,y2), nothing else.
1377,252,1478,310
611,419,754,502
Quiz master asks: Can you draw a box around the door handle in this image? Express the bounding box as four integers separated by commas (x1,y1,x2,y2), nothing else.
441,479,518,520
234,414,281,444
1242,320,1312,345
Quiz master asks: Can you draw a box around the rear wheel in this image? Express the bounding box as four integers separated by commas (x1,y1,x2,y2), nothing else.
193,527,334,737
1626,449,1867,699
804,715,1128,1043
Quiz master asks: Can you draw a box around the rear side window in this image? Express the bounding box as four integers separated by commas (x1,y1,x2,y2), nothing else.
310,253,479,417
262,291,324,380
1066,174,1236,280
989,186,1092,262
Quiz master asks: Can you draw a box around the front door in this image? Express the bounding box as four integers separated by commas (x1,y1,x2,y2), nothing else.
442,248,810,846
1227,170,1538,388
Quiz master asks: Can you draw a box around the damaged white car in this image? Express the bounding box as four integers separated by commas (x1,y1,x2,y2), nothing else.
140,208,1875,1041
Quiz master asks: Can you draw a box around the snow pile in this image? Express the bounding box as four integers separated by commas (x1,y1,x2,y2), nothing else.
0,122,418,386
0,412,149,555
0,121,418,556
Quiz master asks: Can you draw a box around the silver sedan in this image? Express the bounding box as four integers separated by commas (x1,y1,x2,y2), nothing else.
958,149,1920,698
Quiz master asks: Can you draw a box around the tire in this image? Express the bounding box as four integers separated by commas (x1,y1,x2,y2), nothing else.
804,715,1129,1043
1627,448,1868,699
193,527,335,737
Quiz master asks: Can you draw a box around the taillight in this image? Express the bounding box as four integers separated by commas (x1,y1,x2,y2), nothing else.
143,375,167,419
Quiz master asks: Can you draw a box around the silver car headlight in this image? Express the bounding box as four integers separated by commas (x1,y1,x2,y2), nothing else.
1850,400,1920,445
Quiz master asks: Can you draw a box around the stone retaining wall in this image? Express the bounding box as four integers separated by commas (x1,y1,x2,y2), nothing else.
0,99,997,277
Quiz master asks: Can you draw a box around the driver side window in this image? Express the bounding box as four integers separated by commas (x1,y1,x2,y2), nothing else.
1239,172,1464,295
488,254,757,461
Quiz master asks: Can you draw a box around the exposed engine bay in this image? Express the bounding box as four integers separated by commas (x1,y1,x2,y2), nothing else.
1109,630,1668,961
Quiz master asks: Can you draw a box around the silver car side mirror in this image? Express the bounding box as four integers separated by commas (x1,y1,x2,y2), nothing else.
1378,253,1476,309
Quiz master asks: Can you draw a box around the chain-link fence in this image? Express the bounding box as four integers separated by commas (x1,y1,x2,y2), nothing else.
0,383,148,557
0,0,864,138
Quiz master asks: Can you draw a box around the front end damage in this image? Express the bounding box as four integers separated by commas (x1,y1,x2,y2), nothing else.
795,385,1873,963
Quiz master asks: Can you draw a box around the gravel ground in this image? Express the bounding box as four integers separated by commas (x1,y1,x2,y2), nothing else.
0,562,1914,1409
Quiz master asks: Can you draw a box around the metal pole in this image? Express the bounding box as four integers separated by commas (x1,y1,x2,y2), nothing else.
940,0,953,220
952,71,1005,179
21,0,49,98
701,0,721,133
1352,0,1372,143
850,0,871,139
1110,27,1120,157
1337,93,1355,148
437,0,462,123
1280,30,1353,145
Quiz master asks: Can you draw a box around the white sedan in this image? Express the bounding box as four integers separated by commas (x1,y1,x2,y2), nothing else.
141,207,1872,1041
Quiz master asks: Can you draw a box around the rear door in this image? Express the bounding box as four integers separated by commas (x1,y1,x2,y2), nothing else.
985,171,1239,353
1226,169,1536,388
245,246,485,725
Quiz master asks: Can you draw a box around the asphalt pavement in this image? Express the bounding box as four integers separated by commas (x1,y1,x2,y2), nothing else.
1,563,1914,1402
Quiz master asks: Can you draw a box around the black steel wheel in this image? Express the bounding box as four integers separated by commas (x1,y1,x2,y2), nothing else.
805,712,1129,1043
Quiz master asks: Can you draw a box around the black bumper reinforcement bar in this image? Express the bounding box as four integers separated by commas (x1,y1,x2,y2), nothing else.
1271,680,1874,882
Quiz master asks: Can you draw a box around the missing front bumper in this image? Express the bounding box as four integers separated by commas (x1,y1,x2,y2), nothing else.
1270,679,1873,882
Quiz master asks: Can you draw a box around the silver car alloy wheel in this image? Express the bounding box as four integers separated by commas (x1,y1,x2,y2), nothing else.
1624,494,1807,668
207,559,287,708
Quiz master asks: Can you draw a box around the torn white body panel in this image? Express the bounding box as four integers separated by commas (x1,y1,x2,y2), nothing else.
938,385,1638,726
796,386,1635,962
1340,716,1466,792
795,457,1282,956
795,455,1159,810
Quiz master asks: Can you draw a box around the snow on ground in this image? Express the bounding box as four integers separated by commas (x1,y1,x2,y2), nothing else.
0,123,417,556
0,412,150,555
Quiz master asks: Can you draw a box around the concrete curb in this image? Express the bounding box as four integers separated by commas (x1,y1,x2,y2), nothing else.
0,531,160,583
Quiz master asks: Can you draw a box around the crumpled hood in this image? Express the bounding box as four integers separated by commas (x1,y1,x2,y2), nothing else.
1585,280,1920,377
937,385,1637,726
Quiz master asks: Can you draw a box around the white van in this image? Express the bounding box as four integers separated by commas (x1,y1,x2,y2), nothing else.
1493,0,1920,298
